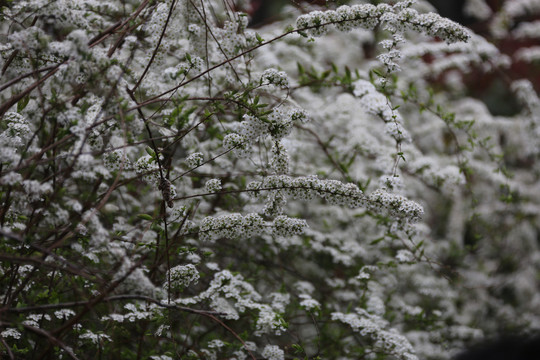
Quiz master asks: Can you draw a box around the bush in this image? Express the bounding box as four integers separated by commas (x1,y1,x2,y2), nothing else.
1,0,539,359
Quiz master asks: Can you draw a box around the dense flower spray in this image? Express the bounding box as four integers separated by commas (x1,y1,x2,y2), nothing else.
1,0,539,359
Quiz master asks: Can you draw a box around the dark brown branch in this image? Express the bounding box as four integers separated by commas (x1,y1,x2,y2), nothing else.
3,294,222,316
131,0,177,92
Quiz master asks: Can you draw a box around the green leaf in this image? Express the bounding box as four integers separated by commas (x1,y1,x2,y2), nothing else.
137,214,153,221
145,146,156,159
17,94,30,113
297,62,305,75
370,237,384,245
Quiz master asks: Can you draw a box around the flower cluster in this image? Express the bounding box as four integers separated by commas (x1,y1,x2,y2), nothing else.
165,264,200,290
331,309,417,360
368,189,424,222
272,215,308,238
0,112,32,167
178,270,285,336
248,175,366,208
135,154,160,184
2,0,538,358
198,212,308,241
270,141,290,174
261,345,285,360
0,328,21,340
186,152,204,168
296,2,470,44
224,107,308,157
298,293,321,312
205,178,222,193
79,330,112,345
353,79,411,142
261,68,289,89
199,213,265,242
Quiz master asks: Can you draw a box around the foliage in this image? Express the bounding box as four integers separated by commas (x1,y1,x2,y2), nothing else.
1,0,539,359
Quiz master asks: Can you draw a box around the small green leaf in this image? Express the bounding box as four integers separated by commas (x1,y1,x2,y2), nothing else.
145,146,156,159
137,214,153,221
17,94,30,113
370,237,384,245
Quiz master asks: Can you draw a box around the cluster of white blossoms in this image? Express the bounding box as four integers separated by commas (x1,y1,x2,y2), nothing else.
134,154,160,184
353,79,411,142
223,133,252,158
298,293,321,312
79,330,112,345
512,19,540,39
512,79,540,123
331,309,418,360
224,107,309,157
296,1,470,44
368,189,424,222
178,270,285,336
247,175,366,208
401,33,511,80
272,215,308,238
247,174,424,224
1,112,30,145
0,112,31,167
260,68,289,89
123,303,158,323
270,292,290,313
198,212,308,241
54,309,76,320
185,152,204,168
216,18,249,57
165,264,200,290
514,45,540,63
22,179,53,202
0,328,21,340
261,345,285,360
23,313,51,328
270,141,290,174
379,174,405,192
3,0,539,358
406,158,466,193
198,213,265,242
205,178,222,193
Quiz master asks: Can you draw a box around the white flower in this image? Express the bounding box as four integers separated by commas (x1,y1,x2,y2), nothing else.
261,345,284,360
261,68,289,89
54,309,76,319
396,249,415,263
166,264,199,289
79,330,112,345
205,178,222,193
1,328,21,339
186,152,204,167
299,294,321,311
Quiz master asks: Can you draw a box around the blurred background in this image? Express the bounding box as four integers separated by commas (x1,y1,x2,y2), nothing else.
243,0,540,117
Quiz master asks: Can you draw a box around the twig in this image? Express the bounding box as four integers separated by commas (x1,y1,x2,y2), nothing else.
131,0,177,92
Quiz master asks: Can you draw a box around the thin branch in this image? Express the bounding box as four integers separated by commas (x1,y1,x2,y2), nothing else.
0,64,58,93
3,294,222,316
131,0,177,92
0,63,63,117
0,336,15,360
22,324,80,360
107,0,151,57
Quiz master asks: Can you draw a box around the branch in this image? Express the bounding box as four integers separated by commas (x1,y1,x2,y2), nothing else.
3,294,222,317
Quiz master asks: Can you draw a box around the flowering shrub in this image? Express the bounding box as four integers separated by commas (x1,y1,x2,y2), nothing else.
1,0,539,359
